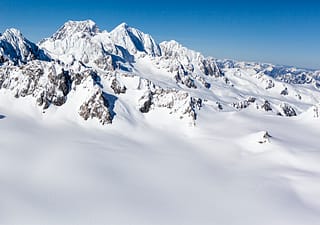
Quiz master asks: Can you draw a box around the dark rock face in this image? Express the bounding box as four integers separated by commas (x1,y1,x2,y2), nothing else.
35,66,72,108
232,100,250,110
265,79,275,89
280,103,297,117
181,76,197,89
313,105,319,118
138,88,202,123
79,88,113,125
111,78,126,94
231,97,257,110
216,102,223,110
170,62,196,89
280,87,288,95
199,58,221,77
259,131,272,144
247,97,256,103
195,76,210,89
261,100,272,111
94,55,115,71
0,61,75,110
139,91,153,113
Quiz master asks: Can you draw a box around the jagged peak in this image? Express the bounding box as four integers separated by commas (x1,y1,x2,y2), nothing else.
51,19,100,40
160,40,202,60
110,22,161,56
116,22,129,29
1,28,25,41
3,28,23,36
111,22,154,41
160,40,183,49
0,27,51,64
64,19,97,29
110,22,137,36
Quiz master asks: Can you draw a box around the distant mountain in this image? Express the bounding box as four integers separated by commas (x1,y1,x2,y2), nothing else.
0,20,319,126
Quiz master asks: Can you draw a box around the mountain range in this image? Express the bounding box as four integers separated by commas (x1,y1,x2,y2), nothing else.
0,20,320,225
1,19,319,126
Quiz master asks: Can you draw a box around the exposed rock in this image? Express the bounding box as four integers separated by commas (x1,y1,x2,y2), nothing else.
279,103,297,117
0,61,71,109
296,94,302,100
265,79,275,89
312,104,319,118
79,88,113,125
232,100,249,110
247,96,256,103
138,88,202,122
181,76,197,89
199,58,221,77
216,102,223,110
280,87,288,95
138,91,153,113
261,100,272,111
0,20,319,126
111,78,126,94
196,76,210,89
94,55,115,71
258,131,272,144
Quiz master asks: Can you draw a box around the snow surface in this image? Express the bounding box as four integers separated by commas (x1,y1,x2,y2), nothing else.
0,20,320,225
1,101,320,225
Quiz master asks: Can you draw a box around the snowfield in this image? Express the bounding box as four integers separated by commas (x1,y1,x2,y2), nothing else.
0,104,320,225
0,20,320,225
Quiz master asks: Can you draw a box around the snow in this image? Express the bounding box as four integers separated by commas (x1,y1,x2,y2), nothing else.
110,22,161,57
1,102,320,225
0,20,320,225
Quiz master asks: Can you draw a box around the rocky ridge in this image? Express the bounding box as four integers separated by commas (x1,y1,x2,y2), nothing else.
0,20,319,125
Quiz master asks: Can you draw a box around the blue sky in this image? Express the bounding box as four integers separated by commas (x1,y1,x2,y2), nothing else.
1,0,319,69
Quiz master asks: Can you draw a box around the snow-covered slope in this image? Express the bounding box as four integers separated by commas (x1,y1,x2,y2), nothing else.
110,22,161,57
0,20,318,125
0,20,320,225
39,20,120,68
0,28,50,65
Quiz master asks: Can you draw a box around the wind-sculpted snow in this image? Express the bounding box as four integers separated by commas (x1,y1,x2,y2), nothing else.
0,20,319,126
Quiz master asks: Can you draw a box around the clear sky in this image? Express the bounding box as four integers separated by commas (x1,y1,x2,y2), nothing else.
1,0,319,69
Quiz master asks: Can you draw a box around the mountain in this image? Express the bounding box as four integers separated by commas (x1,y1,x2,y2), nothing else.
1,20,320,225
0,28,50,65
110,22,161,57
0,20,319,126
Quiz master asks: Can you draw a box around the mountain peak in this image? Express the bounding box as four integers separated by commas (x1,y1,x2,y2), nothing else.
162,40,183,48
0,27,50,64
2,28,25,42
51,19,100,40
110,22,161,57
3,28,23,36
117,22,129,29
